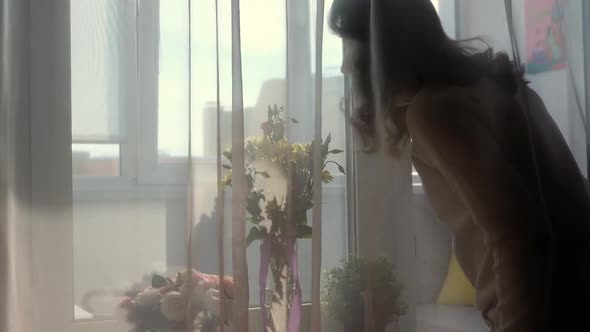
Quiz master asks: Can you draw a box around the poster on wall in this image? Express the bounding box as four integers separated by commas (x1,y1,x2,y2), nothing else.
525,0,567,74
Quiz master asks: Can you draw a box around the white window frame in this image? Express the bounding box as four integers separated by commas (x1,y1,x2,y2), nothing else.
34,1,353,331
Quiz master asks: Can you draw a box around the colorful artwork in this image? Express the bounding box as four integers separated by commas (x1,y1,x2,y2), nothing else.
525,0,567,74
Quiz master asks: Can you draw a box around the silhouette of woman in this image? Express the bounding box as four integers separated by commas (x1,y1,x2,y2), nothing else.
329,0,590,331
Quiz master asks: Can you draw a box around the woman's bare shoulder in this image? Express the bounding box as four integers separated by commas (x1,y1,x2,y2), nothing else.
406,86,481,139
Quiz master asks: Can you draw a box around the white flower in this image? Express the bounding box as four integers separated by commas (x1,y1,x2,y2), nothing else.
202,289,233,323
191,281,209,304
160,291,186,322
179,280,208,307
135,289,161,306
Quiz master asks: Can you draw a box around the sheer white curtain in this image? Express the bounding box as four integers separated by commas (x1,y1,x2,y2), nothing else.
4,1,590,332
52,0,344,331
1,1,33,331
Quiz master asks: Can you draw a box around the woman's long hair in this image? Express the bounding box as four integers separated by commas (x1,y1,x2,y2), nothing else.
329,0,522,152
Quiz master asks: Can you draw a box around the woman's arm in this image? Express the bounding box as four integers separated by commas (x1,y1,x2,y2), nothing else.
407,89,552,332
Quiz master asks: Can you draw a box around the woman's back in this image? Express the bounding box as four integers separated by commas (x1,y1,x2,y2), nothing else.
520,85,590,329
408,73,590,331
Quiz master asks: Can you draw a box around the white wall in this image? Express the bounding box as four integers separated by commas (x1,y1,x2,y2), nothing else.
457,0,587,175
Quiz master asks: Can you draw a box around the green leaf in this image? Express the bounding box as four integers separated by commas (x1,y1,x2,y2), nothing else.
271,104,279,116
222,165,232,170
287,117,299,124
247,216,264,225
245,191,263,221
325,161,345,175
257,171,271,178
324,133,332,147
221,172,232,187
152,274,168,288
223,150,232,161
329,149,344,154
247,227,267,247
322,133,332,155
322,170,334,183
297,224,313,239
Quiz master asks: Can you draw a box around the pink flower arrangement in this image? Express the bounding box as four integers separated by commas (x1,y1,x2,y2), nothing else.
118,270,233,332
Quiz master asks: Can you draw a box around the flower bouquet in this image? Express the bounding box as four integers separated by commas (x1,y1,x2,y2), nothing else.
222,105,344,331
118,270,234,332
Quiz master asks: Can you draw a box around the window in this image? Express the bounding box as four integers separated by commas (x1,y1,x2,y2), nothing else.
69,0,350,325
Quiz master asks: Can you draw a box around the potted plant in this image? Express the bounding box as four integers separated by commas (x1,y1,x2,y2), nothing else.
321,256,407,332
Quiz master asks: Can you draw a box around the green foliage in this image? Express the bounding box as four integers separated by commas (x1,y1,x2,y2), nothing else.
321,256,408,330
151,274,168,288
247,226,268,247
221,105,345,246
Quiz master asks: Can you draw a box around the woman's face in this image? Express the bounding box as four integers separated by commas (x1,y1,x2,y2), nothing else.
341,39,370,107
340,39,362,76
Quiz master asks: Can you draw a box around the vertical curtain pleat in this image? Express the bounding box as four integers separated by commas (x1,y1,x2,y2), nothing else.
214,0,226,329
230,0,249,328
310,0,325,330
1,1,33,332
365,1,384,331
185,1,196,330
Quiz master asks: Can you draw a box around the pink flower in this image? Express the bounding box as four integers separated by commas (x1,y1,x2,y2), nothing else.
221,276,234,300
182,269,201,283
119,297,134,309
158,284,176,295
192,273,234,299
197,273,219,288
115,297,136,324
160,292,186,322
135,288,162,306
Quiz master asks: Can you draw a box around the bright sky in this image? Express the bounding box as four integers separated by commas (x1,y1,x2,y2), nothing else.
72,0,441,157
157,0,342,156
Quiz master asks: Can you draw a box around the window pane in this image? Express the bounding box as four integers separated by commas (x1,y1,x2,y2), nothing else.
72,144,120,177
71,0,135,141
158,0,189,158
157,0,288,159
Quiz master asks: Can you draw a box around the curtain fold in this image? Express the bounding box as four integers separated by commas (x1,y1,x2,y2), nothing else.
230,0,249,328
310,0,325,330
0,1,33,332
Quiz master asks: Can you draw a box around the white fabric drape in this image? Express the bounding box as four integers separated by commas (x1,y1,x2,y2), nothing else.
0,1,33,332
8,1,590,332
311,0,325,330
229,0,249,328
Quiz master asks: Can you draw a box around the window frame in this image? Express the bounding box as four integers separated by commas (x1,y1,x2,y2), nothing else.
35,1,353,331
29,0,466,330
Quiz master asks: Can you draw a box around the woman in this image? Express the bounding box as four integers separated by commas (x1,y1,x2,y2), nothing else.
329,0,590,331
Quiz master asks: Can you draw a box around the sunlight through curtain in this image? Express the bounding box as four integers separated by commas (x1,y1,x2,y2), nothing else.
6,0,590,332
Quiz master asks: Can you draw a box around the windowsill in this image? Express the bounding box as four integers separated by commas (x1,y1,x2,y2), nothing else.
74,303,323,330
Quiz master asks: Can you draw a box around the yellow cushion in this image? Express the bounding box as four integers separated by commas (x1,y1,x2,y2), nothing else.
436,253,476,305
